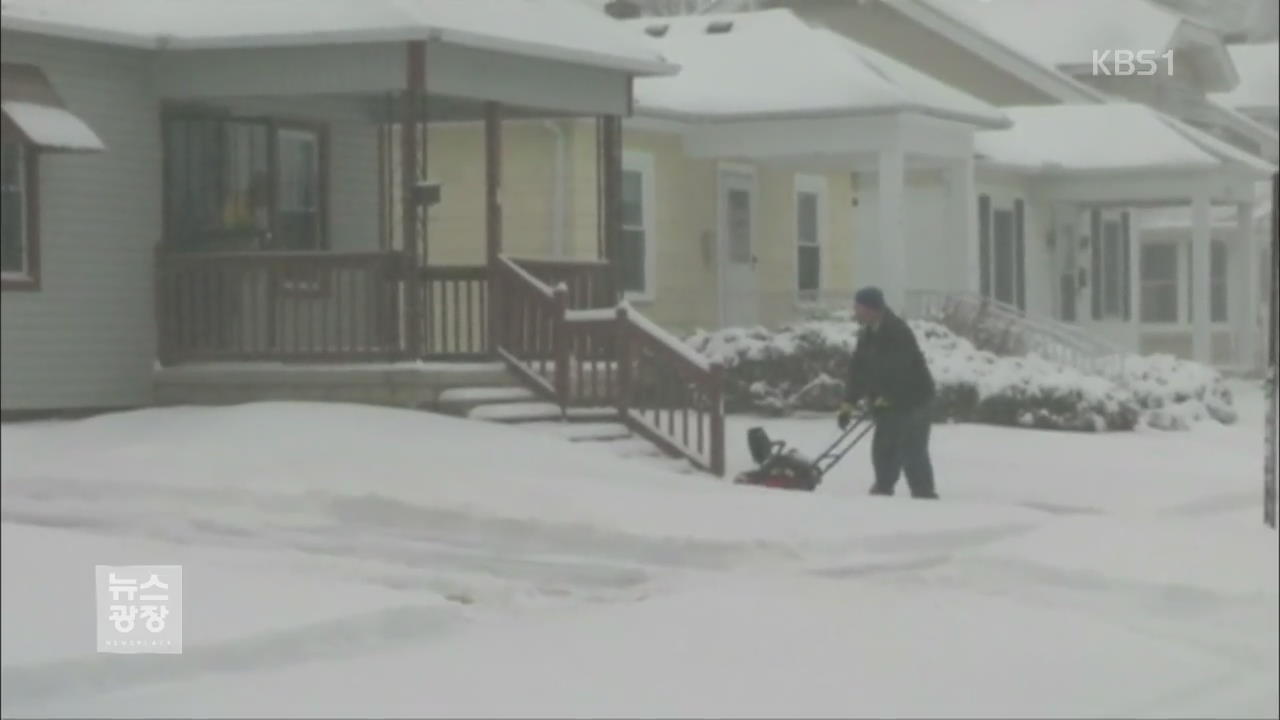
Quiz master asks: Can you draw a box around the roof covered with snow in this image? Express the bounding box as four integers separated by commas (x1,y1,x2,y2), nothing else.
922,0,1235,90
0,0,676,76
623,9,1008,127
1210,42,1279,111
975,103,1275,175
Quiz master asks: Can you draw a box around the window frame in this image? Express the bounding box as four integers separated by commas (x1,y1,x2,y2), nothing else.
793,174,827,304
1138,240,1180,324
161,106,329,253
619,149,656,302
1,133,40,292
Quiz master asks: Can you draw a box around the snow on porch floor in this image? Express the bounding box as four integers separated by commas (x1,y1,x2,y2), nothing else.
1,380,1275,718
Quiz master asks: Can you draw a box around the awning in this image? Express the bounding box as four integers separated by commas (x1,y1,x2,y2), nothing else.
1,63,106,152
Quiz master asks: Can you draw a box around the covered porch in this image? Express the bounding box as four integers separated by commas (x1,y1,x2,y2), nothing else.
975,103,1275,370
152,32,654,365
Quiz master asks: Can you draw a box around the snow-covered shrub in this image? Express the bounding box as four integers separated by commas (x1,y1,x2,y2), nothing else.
1113,354,1237,428
688,319,1142,431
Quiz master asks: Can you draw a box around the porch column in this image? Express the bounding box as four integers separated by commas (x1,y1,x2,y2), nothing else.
485,102,503,353
878,146,906,307
401,40,426,357
484,102,503,263
947,154,979,294
598,115,623,300
1235,201,1258,371
1190,191,1212,363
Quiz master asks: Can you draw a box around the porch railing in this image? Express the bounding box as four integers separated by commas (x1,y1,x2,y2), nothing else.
421,265,489,359
903,289,1127,378
508,256,617,310
492,255,725,475
156,250,411,364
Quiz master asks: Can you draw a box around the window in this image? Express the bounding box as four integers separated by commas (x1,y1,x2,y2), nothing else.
619,151,655,298
1140,243,1178,322
1188,240,1230,323
795,176,826,302
1,139,37,289
1090,209,1131,320
1102,219,1123,316
979,194,1026,309
164,112,324,251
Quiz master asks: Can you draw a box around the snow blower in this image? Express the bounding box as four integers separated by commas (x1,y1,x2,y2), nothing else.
734,413,874,492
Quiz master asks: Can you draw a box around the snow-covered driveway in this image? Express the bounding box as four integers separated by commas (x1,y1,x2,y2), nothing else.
2,381,1275,717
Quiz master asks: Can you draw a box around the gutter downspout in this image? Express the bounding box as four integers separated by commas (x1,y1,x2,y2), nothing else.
543,119,569,257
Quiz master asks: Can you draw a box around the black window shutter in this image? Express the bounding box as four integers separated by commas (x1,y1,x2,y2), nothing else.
1121,211,1131,320
979,194,991,297
1015,199,1026,311
1090,209,1102,320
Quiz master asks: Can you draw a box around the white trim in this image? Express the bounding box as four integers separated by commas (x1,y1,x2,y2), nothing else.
715,162,759,328
621,149,657,303
793,173,828,304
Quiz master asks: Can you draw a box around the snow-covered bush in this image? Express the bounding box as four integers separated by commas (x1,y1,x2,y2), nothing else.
1111,354,1237,429
688,319,1149,432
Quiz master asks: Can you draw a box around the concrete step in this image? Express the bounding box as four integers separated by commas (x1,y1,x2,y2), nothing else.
436,386,540,416
468,402,618,423
524,421,633,443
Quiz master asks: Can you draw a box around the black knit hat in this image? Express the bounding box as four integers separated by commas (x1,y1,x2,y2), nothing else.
854,286,886,311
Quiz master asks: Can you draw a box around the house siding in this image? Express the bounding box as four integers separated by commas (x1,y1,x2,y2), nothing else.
1,31,162,412
424,121,857,334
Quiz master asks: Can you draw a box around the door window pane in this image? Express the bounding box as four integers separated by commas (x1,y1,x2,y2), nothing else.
796,190,819,294
619,168,647,294
1211,240,1227,322
1103,220,1122,316
728,188,751,264
993,209,1014,304
275,127,321,250
1140,243,1177,322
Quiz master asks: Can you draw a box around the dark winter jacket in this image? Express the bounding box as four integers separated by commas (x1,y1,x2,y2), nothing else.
844,309,935,412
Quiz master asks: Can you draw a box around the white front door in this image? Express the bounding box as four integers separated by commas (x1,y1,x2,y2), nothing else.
718,167,757,328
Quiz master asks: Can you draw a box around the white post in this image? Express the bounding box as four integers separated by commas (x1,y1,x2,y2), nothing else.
947,155,979,293
1237,202,1258,371
1129,215,1143,329
878,146,906,307
1191,191,1213,363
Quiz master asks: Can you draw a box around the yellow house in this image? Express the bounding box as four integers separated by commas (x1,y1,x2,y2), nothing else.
423,9,1007,336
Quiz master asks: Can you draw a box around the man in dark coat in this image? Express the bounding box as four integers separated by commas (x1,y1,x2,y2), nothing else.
837,287,939,499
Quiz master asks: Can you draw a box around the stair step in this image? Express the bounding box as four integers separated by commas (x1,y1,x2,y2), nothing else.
437,386,539,412
526,421,633,442
608,437,671,459
468,402,617,423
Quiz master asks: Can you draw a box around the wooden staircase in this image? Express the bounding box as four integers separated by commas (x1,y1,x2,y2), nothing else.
434,380,703,475
473,255,725,475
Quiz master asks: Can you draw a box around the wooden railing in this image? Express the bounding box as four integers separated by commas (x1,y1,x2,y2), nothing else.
493,256,724,475
509,257,617,310
493,256,566,399
156,250,411,364
421,265,489,359
616,306,725,476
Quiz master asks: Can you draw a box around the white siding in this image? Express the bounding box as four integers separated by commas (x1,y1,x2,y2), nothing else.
2,31,162,412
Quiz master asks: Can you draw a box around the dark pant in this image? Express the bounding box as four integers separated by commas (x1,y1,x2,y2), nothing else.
869,402,938,499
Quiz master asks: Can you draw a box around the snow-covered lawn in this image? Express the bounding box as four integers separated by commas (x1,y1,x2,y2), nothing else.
2,381,1276,718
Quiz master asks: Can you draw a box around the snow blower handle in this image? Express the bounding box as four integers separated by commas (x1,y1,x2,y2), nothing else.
810,412,874,478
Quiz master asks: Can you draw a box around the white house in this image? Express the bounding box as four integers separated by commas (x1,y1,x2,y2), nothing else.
0,0,675,415
764,0,1277,371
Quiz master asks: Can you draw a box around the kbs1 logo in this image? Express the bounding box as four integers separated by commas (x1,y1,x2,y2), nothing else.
1091,49,1173,77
